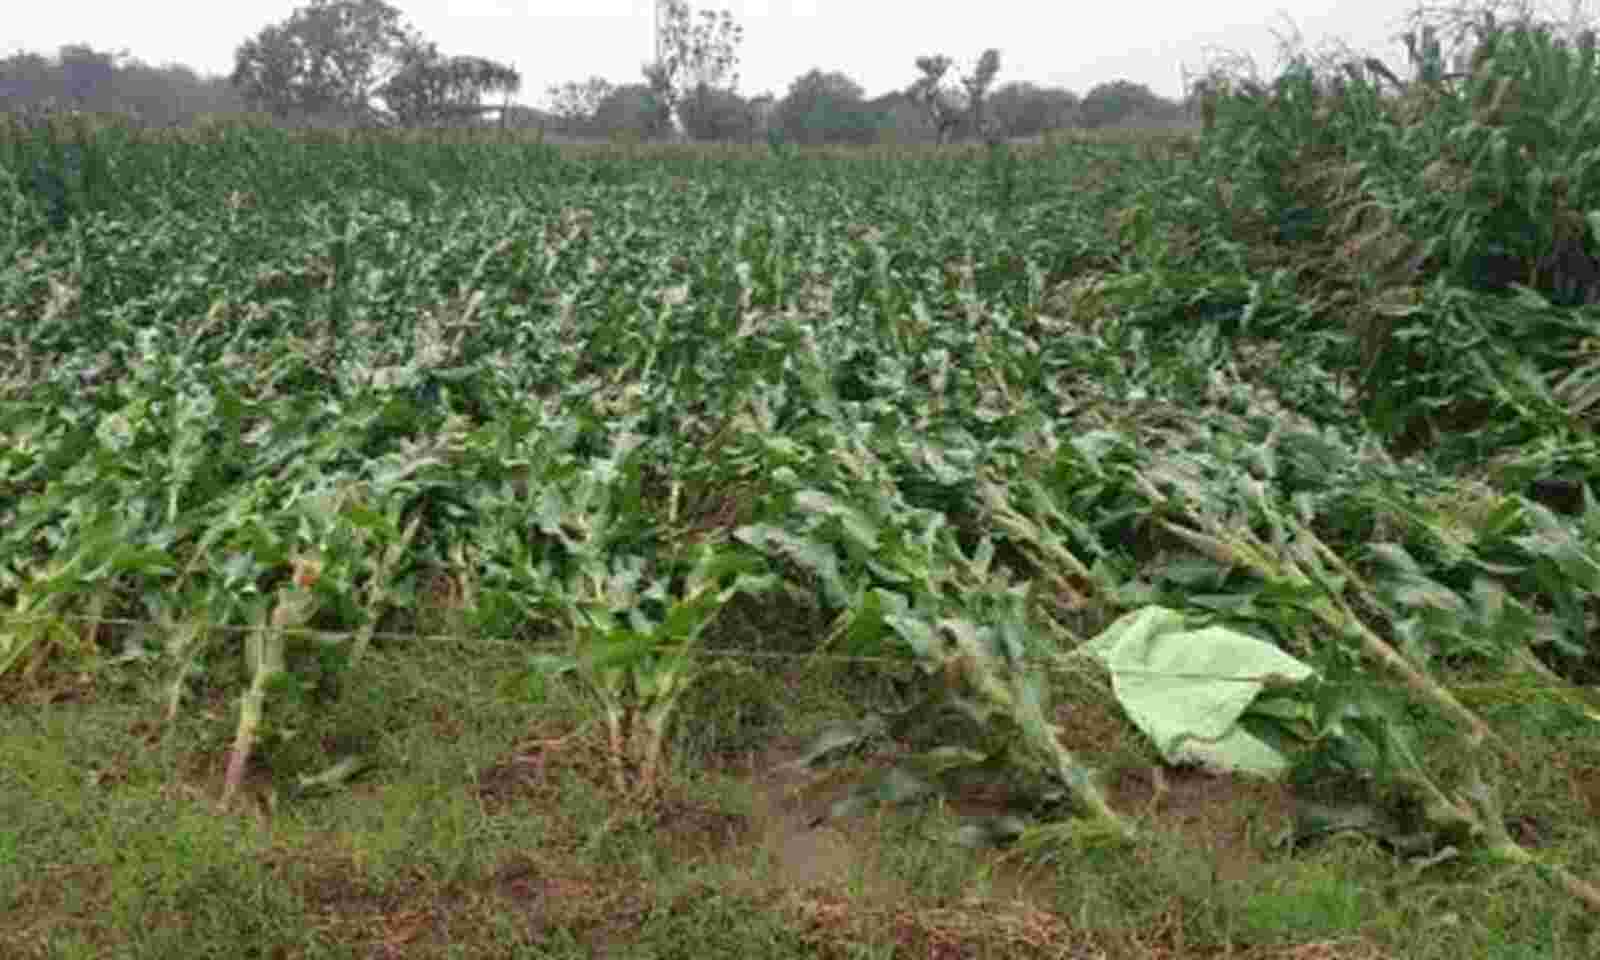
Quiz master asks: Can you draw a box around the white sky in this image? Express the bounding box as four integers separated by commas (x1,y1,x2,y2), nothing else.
4,1,1573,105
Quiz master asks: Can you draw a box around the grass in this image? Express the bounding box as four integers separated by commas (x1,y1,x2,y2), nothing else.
4,625,1598,958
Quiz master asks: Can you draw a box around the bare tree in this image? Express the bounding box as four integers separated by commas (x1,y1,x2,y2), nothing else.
645,0,744,139
961,49,1002,140
909,55,965,143
547,75,615,133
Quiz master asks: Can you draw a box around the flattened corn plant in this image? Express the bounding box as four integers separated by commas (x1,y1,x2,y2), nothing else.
2,98,1599,909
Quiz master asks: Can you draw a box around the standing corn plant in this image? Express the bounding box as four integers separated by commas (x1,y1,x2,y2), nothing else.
211,476,421,809
555,540,773,795
513,431,775,796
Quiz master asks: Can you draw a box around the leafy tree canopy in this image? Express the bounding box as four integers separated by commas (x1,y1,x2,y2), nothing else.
0,45,243,124
230,0,519,127
989,82,1078,139
775,68,884,146
680,85,756,141
380,44,520,127
1079,79,1171,129
592,83,671,140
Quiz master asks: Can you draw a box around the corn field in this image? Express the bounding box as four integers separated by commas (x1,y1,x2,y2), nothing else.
4,10,1600,920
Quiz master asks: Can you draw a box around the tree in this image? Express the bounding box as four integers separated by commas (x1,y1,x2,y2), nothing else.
379,44,520,127
1079,79,1171,129
231,0,414,123
746,92,778,142
989,82,1078,139
679,85,753,141
864,91,931,144
58,45,118,109
591,83,671,140
110,58,247,126
547,75,614,133
645,0,744,138
230,0,516,127
908,55,965,144
960,49,1002,140
774,69,883,145
0,46,245,125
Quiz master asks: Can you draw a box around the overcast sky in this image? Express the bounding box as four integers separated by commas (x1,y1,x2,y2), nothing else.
4,1,1562,105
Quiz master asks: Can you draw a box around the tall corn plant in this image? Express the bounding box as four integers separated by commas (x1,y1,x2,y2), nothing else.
473,426,775,797
1192,10,1600,430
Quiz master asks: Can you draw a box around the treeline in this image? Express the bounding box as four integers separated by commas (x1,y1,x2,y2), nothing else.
0,46,244,127
1,0,1192,143
543,70,1189,146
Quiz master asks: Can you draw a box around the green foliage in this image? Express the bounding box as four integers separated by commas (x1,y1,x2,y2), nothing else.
378,46,521,128
229,0,518,128
773,69,885,146
0,45,245,125
592,83,674,142
988,82,1079,139
1080,79,1174,129
1187,9,1600,457
4,74,1600,906
679,84,758,143
230,0,417,123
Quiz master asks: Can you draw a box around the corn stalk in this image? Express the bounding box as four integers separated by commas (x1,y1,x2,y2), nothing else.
1136,473,1600,911
220,556,321,810
564,543,772,796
